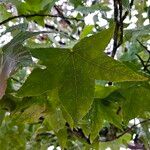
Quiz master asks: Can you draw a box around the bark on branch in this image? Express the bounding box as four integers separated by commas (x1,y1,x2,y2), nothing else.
0,14,82,26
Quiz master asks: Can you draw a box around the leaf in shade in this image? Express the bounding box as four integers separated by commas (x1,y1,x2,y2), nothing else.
81,97,122,142
2,31,53,52
119,86,150,123
0,45,32,99
0,30,53,99
0,23,28,37
56,127,67,149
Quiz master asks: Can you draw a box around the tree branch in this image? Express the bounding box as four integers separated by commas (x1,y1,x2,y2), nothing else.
66,123,91,145
137,39,149,52
136,39,150,73
44,23,77,40
111,0,135,57
111,0,120,57
100,118,150,142
0,14,83,26
66,119,150,144
54,5,71,26
122,0,135,21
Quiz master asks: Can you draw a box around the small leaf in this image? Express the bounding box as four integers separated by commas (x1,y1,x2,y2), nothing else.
80,25,94,39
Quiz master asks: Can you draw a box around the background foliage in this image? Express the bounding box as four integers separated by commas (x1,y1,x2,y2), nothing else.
0,0,150,149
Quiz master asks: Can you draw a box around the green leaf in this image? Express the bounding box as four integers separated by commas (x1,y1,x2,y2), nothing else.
0,4,11,22
73,27,147,82
76,4,111,14
0,109,6,126
45,109,66,132
56,128,67,149
0,31,38,99
58,56,95,123
70,0,83,7
81,97,122,142
0,95,16,112
18,26,147,123
99,133,131,150
120,86,150,123
0,23,28,38
73,26,114,58
3,31,52,52
17,48,69,96
18,0,57,14
13,104,46,123
122,0,129,8
124,25,150,41
0,31,53,99
80,25,94,39
45,89,66,132
12,0,58,25
3,0,21,6
61,105,74,128
95,85,118,99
